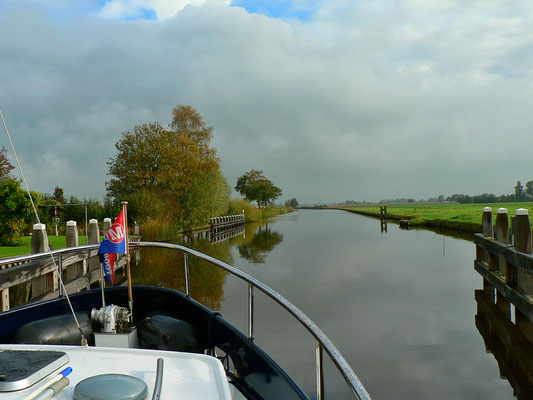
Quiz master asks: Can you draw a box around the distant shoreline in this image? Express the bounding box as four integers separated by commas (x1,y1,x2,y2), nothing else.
298,202,533,235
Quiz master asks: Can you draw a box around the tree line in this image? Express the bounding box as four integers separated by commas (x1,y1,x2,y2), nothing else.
0,105,286,246
340,180,533,205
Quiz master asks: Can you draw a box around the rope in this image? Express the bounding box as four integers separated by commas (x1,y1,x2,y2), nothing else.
0,107,87,346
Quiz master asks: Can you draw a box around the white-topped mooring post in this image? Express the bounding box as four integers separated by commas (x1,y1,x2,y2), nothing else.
66,221,79,247
30,224,53,298
31,223,49,254
65,221,84,282
482,207,493,238
514,209,533,296
103,218,112,238
494,208,511,279
88,219,100,272
88,219,100,245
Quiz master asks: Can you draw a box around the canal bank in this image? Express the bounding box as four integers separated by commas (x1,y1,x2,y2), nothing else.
138,209,518,399
301,202,533,235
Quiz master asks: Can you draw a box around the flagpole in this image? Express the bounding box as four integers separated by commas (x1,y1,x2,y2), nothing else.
122,201,134,319
100,261,106,308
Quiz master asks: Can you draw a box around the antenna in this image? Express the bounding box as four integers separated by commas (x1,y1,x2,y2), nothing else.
0,107,87,346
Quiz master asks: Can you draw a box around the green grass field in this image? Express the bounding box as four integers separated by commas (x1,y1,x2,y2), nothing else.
337,202,533,232
0,235,90,259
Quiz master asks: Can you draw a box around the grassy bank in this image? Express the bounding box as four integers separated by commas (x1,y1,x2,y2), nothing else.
335,202,533,233
0,235,90,259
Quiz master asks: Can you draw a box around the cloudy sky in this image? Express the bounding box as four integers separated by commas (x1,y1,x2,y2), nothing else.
1,0,532,204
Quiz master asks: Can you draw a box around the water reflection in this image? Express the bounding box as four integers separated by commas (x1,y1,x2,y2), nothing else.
475,288,533,399
132,238,233,311
211,226,245,243
237,224,284,264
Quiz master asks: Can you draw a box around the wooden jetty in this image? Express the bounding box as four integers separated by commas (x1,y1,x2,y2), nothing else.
474,207,533,344
210,213,245,234
474,207,533,322
0,219,130,312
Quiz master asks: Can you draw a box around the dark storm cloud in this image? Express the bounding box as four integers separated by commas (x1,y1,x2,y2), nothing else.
1,1,533,202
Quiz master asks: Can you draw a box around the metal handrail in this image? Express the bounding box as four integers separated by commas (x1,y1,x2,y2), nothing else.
0,242,372,400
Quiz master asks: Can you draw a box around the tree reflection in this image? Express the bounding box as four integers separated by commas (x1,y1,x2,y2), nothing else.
237,224,284,264
132,238,232,311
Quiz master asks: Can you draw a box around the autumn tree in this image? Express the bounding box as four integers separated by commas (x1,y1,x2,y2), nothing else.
0,146,14,183
235,170,282,207
106,105,228,226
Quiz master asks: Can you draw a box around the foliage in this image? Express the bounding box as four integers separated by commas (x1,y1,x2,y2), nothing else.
0,179,35,245
235,170,282,207
180,169,230,230
106,105,223,225
0,147,14,183
285,198,298,207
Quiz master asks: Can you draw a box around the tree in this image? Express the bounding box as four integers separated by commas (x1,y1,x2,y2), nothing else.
526,181,533,196
0,146,14,183
106,105,224,224
285,198,299,207
235,170,282,207
0,179,35,245
515,181,524,201
53,186,65,204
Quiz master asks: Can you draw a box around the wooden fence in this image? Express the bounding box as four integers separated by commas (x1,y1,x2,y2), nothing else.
210,213,245,234
0,219,128,312
474,207,533,329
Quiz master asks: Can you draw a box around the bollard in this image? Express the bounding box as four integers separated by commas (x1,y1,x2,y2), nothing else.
30,224,53,298
134,221,139,236
494,208,512,281
66,221,79,247
65,221,84,282
477,208,493,263
31,223,49,254
513,208,533,340
88,219,100,245
482,207,493,237
87,219,100,272
514,208,533,294
103,218,112,238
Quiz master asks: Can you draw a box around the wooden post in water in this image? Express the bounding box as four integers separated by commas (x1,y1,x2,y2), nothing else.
514,208,533,292
30,224,53,298
494,208,512,282
477,207,493,263
512,208,533,341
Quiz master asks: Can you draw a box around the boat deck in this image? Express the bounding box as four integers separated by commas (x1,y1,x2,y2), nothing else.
0,344,232,399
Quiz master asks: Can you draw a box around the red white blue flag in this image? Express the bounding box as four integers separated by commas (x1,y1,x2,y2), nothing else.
98,209,127,284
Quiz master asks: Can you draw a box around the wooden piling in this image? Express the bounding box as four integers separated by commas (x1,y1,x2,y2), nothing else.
88,219,100,272
30,224,52,298
103,218,112,238
491,208,508,275
477,207,493,263
514,209,533,294
65,221,84,282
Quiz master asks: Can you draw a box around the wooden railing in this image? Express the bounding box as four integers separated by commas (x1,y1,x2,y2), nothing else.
0,246,127,312
474,207,533,323
210,213,245,234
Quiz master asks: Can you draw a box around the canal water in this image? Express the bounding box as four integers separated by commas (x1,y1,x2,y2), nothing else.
132,209,517,399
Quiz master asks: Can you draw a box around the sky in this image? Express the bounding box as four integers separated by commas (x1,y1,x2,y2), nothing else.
1,0,533,204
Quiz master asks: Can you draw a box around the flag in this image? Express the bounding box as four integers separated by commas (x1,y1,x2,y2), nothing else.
98,209,127,284
102,253,117,284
